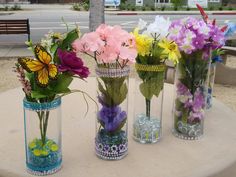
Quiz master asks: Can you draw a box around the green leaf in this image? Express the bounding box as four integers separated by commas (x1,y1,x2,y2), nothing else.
140,82,153,100
59,29,79,50
31,90,55,99
51,74,73,93
139,72,164,100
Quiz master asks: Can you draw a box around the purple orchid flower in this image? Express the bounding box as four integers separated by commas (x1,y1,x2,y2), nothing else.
57,49,90,78
98,105,127,132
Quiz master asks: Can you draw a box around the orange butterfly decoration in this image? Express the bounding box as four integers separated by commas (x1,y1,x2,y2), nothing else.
18,45,58,87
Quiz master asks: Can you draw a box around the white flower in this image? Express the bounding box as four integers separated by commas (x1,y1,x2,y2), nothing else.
138,18,147,30
143,15,171,39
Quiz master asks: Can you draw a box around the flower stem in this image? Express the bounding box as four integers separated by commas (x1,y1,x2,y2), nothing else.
146,98,151,120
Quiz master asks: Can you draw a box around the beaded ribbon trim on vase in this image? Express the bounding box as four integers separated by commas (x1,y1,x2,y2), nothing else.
95,139,128,160
96,65,130,78
23,97,61,111
135,63,166,72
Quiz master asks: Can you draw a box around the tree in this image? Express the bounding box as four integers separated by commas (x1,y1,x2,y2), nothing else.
89,0,105,31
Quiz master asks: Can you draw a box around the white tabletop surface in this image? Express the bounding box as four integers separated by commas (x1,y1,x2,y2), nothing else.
0,77,236,177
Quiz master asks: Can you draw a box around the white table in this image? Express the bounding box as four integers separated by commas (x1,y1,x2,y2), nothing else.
0,77,236,177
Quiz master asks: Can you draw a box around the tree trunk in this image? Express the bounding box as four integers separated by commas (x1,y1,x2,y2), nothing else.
89,0,105,31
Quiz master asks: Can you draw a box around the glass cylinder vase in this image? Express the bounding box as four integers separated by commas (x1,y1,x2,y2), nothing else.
95,64,130,160
172,52,210,140
23,98,62,175
206,63,216,109
133,63,165,144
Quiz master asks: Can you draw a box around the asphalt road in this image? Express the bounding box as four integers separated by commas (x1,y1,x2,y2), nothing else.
0,9,236,44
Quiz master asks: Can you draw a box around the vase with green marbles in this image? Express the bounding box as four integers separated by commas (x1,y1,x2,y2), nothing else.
23,98,62,175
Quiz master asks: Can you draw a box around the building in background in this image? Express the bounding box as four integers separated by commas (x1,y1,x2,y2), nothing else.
0,0,82,3
127,0,222,8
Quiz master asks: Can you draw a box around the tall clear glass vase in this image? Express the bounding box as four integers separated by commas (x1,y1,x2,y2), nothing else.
23,98,62,175
133,63,165,144
206,63,216,109
95,64,130,160
172,52,210,140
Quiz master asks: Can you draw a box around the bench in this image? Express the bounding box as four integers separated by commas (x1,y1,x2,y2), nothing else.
0,19,30,41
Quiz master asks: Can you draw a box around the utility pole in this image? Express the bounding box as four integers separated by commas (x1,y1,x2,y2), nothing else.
89,0,105,31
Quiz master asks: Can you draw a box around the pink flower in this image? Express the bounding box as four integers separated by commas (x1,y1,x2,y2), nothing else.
119,46,137,63
73,24,137,66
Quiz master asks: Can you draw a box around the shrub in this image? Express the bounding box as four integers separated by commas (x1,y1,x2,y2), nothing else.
186,6,190,11
4,5,9,11
11,4,21,10
131,6,136,11
119,3,126,10
161,6,166,11
228,6,233,11
83,3,89,11
218,6,223,11
208,6,214,11
150,6,155,11
72,3,81,11
142,6,146,11
171,0,184,10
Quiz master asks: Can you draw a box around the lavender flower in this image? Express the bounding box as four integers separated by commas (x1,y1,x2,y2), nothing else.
14,64,31,96
169,17,225,57
98,105,127,132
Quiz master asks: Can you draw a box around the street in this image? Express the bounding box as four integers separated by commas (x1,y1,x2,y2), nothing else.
0,9,236,44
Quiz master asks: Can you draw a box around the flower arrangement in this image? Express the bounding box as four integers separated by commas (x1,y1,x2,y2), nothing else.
170,14,226,139
133,16,180,115
73,24,137,159
132,16,181,143
14,27,90,174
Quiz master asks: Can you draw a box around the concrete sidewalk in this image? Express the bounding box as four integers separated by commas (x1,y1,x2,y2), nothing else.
0,45,32,58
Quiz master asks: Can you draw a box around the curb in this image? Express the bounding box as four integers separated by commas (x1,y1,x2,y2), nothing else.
107,11,236,16
0,12,14,16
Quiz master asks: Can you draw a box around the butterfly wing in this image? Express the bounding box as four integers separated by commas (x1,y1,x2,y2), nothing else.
48,64,58,79
18,57,44,73
36,67,49,87
34,45,52,65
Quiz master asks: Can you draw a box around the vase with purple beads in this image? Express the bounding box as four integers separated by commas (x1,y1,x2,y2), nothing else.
95,64,130,160
72,24,137,160
168,17,225,140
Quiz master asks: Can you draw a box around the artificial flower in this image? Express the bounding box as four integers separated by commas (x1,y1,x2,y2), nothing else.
158,39,181,64
73,24,137,66
58,49,90,78
98,105,127,132
132,28,153,57
169,17,225,56
142,15,171,39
